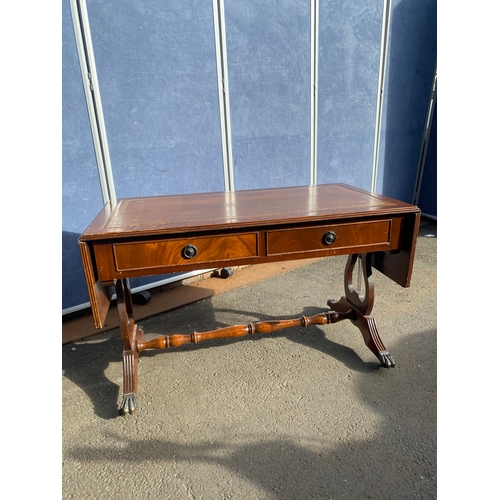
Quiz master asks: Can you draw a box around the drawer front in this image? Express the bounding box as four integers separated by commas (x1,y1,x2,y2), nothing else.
266,220,391,256
113,233,258,272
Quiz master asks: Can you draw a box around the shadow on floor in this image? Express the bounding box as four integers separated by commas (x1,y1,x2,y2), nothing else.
65,329,436,498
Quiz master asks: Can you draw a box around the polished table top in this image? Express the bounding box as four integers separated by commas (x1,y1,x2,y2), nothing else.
81,183,419,240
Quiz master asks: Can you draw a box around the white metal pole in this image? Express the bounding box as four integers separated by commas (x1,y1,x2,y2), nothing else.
213,0,235,192
371,0,392,194
69,0,116,204
310,0,319,186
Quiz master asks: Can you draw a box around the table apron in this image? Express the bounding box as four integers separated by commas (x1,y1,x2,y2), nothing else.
92,217,403,282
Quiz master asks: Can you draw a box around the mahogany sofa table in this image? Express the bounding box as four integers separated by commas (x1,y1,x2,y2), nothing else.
79,183,420,415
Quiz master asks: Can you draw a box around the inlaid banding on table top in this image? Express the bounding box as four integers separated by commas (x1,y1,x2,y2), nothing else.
102,200,400,233
104,205,398,232
80,184,416,240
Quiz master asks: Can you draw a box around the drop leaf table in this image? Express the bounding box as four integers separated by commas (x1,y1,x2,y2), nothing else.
79,183,420,415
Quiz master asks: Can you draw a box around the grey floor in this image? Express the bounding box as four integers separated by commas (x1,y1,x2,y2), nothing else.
62,219,437,499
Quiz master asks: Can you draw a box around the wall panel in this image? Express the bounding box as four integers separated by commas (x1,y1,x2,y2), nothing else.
63,0,107,311
225,1,311,190
317,0,383,190
417,99,437,217
376,0,437,202
85,0,225,198
63,0,436,312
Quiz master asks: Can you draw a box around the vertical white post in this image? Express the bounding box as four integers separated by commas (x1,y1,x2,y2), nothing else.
371,0,392,194
310,0,319,186
69,0,116,204
213,0,235,192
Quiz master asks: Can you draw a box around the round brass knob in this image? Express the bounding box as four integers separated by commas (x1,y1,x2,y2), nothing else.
323,231,337,245
182,244,198,259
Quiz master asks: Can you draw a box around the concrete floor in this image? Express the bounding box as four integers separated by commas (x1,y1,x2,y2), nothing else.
62,219,437,499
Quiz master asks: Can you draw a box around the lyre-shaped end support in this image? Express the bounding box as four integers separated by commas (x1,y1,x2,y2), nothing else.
329,253,395,368
344,253,374,316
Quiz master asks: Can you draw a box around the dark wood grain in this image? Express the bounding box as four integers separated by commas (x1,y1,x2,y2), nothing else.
78,240,111,329
137,310,355,351
80,184,420,294
80,183,417,239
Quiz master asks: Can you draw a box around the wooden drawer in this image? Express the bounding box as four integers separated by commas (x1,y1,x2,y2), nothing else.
112,233,258,273
266,220,392,256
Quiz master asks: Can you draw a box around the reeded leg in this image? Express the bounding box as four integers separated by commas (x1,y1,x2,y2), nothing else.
120,349,138,415
360,317,395,368
328,253,395,368
116,279,142,415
